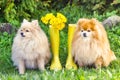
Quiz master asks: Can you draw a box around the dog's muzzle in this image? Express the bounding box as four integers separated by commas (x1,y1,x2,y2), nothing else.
21,33,25,37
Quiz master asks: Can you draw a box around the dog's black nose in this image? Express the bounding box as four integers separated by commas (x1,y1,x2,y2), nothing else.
83,33,87,37
21,32,23,35
21,33,25,37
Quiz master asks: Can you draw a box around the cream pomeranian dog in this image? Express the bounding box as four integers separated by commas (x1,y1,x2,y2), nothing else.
11,19,51,74
72,18,116,68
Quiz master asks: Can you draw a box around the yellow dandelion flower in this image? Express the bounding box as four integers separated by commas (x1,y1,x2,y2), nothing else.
58,23,65,30
50,17,56,25
45,13,55,21
41,17,49,24
57,13,67,23
41,12,67,30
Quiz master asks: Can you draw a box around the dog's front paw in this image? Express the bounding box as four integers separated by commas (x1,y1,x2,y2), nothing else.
19,70,25,74
38,64,45,71
18,66,25,74
37,59,45,71
18,60,25,74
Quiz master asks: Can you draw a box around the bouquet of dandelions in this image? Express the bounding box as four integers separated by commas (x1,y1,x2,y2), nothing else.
41,13,67,70
41,13,67,30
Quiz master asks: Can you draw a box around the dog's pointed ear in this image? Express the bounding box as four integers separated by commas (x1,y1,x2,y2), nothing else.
23,19,28,23
91,18,97,23
77,18,87,26
32,20,39,26
32,20,41,30
77,18,88,30
90,18,97,25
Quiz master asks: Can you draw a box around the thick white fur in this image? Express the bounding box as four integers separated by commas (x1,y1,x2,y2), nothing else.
12,19,51,74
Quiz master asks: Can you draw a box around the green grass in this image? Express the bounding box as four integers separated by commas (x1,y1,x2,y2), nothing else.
0,5,120,79
0,26,120,80
0,68,120,80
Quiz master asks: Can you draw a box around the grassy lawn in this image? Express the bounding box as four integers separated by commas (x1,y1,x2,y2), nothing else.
0,25,120,80
0,6,120,79
0,68,120,80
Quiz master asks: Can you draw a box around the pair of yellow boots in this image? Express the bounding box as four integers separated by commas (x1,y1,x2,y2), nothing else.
50,24,77,70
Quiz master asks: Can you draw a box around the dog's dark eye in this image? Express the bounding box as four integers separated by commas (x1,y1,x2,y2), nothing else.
26,30,29,32
81,30,83,32
21,30,23,31
87,30,90,32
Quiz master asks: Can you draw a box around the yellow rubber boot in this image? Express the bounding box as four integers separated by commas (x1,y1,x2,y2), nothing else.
65,24,77,70
49,26,62,70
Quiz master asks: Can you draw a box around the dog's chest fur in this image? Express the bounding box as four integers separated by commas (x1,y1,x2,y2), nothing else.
20,39,40,59
73,38,101,66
